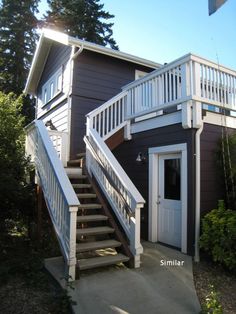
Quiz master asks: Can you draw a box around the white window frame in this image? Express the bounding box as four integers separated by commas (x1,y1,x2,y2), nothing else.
148,143,188,253
135,69,148,80
42,67,63,105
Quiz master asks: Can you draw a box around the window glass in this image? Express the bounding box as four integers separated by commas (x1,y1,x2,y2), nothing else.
44,88,47,104
164,158,181,200
57,74,62,91
42,67,62,105
135,70,148,80
50,82,54,98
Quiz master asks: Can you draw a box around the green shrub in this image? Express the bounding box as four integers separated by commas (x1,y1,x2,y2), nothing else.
199,200,236,270
201,285,223,314
0,92,34,227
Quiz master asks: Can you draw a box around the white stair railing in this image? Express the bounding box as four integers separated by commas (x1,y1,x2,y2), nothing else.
85,92,145,267
48,130,68,167
86,91,128,140
25,120,79,281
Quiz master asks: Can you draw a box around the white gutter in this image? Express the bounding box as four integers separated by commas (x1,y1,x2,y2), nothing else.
194,123,203,262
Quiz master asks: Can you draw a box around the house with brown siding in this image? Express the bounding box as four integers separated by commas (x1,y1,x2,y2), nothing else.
25,29,236,280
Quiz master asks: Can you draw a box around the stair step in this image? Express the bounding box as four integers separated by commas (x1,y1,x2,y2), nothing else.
76,226,114,237
78,253,129,270
65,167,82,176
67,159,82,167
76,239,121,253
72,183,92,189
78,203,102,210
68,173,87,179
76,153,86,158
77,193,97,199
77,215,108,223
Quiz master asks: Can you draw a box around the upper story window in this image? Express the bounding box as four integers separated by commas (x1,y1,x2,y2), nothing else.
42,67,63,105
135,70,148,80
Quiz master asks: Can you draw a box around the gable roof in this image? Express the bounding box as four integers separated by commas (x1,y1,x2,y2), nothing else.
24,28,162,95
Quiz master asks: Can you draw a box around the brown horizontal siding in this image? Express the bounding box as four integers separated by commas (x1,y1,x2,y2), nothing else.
37,43,71,94
112,123,196,255
70,49,155,157
200,123,236,213
72,50,154,100
70,95,104,158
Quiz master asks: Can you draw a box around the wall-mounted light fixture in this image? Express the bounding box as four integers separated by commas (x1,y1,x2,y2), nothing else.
45,119,57,130
136,152,146,164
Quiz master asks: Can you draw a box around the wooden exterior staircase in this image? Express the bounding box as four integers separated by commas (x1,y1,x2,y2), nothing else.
65,155,131,274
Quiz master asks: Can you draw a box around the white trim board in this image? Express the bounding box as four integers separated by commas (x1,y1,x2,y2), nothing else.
203,111,236,129
131,111,182,134
148,143,188,254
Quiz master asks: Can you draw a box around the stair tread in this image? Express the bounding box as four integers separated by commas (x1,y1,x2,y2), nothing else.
72,183,92,189
76,226,114,236
76,239,121,252
78,203,102,209
77,214,108,222
77,193,97,198
78,253,129,270
76,153,86,158
69,159,82,163
67,173,86,179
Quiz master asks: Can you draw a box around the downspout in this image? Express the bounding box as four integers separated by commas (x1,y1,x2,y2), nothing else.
194,123,203,262
67,44,84,161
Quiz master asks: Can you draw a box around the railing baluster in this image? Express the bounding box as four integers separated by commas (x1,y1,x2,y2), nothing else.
25,121,79,281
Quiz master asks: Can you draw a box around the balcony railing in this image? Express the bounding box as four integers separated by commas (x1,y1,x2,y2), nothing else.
123,53,236,119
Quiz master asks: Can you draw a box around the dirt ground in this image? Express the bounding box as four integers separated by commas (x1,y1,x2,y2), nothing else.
193,257,236,314
0,219,72,314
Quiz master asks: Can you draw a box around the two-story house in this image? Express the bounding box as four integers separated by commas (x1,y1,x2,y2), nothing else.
25,29,236,280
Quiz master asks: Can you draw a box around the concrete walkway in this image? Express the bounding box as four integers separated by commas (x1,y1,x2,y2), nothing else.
45,242,201,314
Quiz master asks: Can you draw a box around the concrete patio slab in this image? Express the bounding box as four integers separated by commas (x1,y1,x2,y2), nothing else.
45,242,201,314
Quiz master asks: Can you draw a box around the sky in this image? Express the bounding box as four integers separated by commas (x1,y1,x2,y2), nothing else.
38,0,236,70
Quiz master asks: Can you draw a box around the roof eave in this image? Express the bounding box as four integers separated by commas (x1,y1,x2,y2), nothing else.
24,33,52,96
25,28,161,96
68,36,161,69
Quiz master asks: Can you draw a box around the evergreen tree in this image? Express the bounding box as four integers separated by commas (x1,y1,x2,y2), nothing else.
0,0,39,95
45,0,118,49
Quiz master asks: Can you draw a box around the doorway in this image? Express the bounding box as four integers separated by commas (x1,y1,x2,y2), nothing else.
148,144,187,253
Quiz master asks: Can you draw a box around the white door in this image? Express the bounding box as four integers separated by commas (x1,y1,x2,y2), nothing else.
158,154,182,248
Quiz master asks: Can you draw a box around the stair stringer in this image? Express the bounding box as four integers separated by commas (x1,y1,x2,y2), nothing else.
83,166,134,267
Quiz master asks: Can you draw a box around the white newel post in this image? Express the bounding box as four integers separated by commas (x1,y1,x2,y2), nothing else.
67,206,78,281
124,119,131,140
125,90,132,117
181,62,191,98
61,132,68,167
86,116,91,136
192,61,201,98
124,93,132,140
129,206,143,268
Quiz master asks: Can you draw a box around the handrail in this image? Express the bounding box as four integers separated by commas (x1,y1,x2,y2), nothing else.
86,91,128,140
122,53,236,118
25,120,79,281
85,128,144,267
86,128,145,207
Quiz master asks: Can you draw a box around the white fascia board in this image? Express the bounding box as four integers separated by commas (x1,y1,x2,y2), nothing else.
68,36,161,69
25,28,161,96
24,32,51,95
